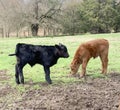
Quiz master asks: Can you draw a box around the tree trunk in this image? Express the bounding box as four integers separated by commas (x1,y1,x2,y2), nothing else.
3,25,6,38
31,1,39,36
31,23,39,36
44,28,46,36
1,28,4,38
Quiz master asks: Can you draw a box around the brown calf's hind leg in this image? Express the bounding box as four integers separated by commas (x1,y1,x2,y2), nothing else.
100,54,108,74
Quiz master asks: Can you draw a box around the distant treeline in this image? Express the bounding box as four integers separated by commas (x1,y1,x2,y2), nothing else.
0,0,120,37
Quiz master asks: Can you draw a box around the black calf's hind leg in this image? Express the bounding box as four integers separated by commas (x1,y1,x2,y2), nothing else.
19,66,24,84
15,64,20,84
44,66,52,84
16,63,25,84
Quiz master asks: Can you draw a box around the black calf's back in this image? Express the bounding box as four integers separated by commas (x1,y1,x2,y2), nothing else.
9,43,69,84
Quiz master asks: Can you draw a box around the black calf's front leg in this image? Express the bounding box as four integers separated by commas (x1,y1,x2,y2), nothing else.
44,66,52,84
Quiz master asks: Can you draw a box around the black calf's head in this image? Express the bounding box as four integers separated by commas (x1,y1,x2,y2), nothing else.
55,43,69,58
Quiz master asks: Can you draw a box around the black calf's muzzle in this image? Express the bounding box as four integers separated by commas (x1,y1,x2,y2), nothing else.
64,53,69,58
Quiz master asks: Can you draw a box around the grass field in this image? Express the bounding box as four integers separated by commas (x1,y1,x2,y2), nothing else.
0,33,120,109
0,33,120,89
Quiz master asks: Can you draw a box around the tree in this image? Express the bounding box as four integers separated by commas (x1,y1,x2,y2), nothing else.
0,0,64,37
25,0,63,36
59,0,83,35
78,0,116,33
0,0,26,37
112,1,120,32
60,0,120,34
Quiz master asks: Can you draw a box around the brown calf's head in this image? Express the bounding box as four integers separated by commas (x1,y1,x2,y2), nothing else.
70,59,81,75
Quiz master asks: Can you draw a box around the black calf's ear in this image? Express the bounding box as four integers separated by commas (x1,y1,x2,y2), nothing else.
55,43,64,49
59,43,63,46
55,44,61,50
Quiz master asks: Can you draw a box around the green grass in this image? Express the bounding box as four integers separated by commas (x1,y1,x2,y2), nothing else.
0,33,120,90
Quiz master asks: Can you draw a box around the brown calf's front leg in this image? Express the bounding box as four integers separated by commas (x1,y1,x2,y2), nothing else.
80,58,89,78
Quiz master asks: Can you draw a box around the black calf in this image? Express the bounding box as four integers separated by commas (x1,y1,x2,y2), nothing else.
9,43,69,84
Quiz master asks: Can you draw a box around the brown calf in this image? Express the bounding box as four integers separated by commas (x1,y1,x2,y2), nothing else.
70,39,109,77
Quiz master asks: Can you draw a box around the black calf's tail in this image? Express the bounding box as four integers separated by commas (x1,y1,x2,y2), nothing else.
9,43,21,56
9,54,16,56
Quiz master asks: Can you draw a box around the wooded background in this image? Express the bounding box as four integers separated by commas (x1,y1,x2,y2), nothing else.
0,0,120,37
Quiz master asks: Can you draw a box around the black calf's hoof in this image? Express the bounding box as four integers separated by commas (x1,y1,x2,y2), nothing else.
47,80,52,84
16,80,20,84
16,82,20,84
21,82,24,84
21,80,24,84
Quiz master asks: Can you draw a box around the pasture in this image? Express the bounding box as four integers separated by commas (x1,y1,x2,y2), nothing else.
0,33,120,109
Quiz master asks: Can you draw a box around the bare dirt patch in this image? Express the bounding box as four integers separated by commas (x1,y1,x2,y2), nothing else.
0,70,19,109
0,71,120,110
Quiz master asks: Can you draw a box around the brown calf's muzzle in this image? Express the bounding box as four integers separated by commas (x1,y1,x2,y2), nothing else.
70,64,78,75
